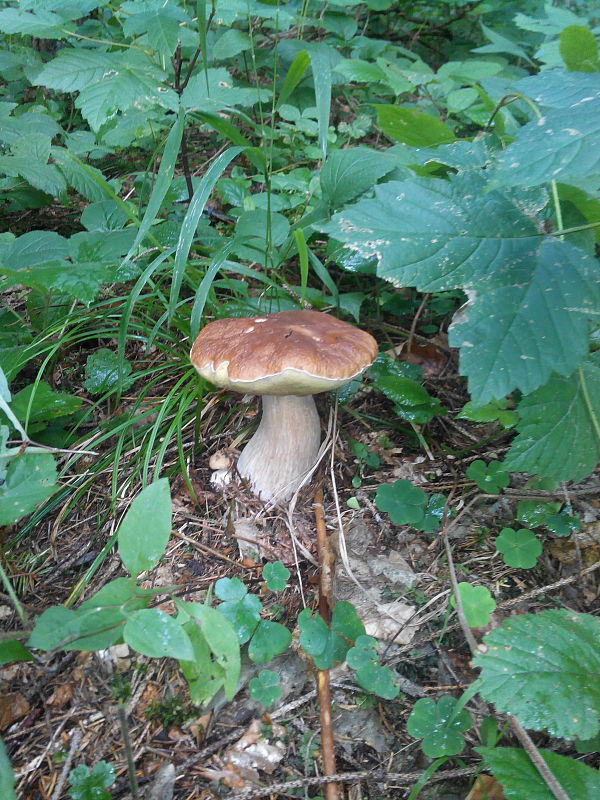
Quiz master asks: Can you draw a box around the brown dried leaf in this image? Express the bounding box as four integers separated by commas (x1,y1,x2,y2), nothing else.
0,692,30,729
465,774,506,800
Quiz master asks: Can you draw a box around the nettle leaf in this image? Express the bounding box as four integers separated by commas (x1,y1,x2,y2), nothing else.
118,478,172,577
124,609,193,660
466,460,509,494
449,238,598,404
505,358,600,482
516,70,600,112
407,696,471,757
488,100,600,190
122,4,189,57
34,50,116,93
0,453,57,525
451,583,496,628
0,7,74,38
495,527,541,569
478,747,600,800
475,609,600,740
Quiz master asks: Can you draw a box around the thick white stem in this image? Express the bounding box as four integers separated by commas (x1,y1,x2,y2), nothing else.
237,394,321,502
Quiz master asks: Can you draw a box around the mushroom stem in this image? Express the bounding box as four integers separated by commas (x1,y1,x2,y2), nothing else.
237,394,321,502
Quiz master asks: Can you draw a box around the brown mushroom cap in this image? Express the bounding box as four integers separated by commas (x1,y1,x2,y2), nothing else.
190,309,378,395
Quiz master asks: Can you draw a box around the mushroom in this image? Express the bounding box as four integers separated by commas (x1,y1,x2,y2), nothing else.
190,310,378,502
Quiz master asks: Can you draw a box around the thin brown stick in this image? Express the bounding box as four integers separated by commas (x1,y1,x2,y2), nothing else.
313,486,339,800
51,728,82,800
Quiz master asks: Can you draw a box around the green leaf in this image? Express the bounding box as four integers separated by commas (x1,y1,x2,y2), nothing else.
458,399,518,428
495,528,541,568
375,104,455,147
248,619,292,664
450,238,598,404
376,374,445,423
0,453,57,525
545,511,581,537
320,147,396,209
68,761,115,800
8,381,81,426
407,696,471,757
34,50,116,93
297,609,347,669
181,67,268,113
213,29,252,61
28,606,81,650
466,460,510,494
560,26,599,73
0,7,73,39
262,561,290,592
331,601,365,643
179,622,226,705
276,49,310,109
375,480,427,526
218,591,262,645
0,640,34,664
452,583,496,628
124,609,193,660
488,100,600,190
83,349,133,395
477,747,600,800
309,44,333,160
123,5,188,57
68,578,147,651
475,609,600,739
505,360,600,482
0,260,119,305
249,669,281,706
215,577,248,602
346,635,400,699
117,479,172,577
0,735,16,800
516,500,560,527
180,603,241,699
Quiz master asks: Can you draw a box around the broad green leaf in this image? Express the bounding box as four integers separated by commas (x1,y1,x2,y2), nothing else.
68,578,146,651
473,23,534,63
8,381,81,425
560,25,599,73
34,50,115,93
182,603,241,700
0,735,16,800
452,583,496,628
331,601,365,643
277,49,310,109
449,238,598,404
181,67,268,112
505,360,600,482
124,609,193,660
0,453,57,525
297,610,348,670
248,620,292,664
320,147,397,209
335,58,388,85
51,147,114,203
516,69,600,111
376,375,445,423
249,669,281,706
0,7,73,38
215,577,247,602
68,761,115,799
516,500,560,527
321,173,540,293
72,52,178,131
475,610,600,740
0,230,68,268
407,696,471,757
0,260,119,305
477,747,600,800
262,561,290,592
213,29,252,60
489,100,600,190
375,104,455,147
458,399,518,428
347,635,400,699
0,640,34,664
117,479,171,577
123,5,188,57
83,349,132,395
179,622,226,705
218,591,262,645
28,606,81,650
495,528,541,568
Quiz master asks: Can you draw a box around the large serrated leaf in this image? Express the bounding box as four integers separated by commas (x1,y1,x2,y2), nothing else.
449,238,598,403
34,50,116,93
505,359,600,482
320,173,540,292
474,610,600,740
488,100,600,190
516,69,600,110
122,5,188,57
477,747,600,800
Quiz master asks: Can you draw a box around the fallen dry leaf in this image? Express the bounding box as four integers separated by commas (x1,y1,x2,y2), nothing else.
465,774,505,800
0,692,30,729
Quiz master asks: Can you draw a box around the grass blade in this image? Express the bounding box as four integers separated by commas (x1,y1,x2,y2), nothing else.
277,49,310,109
309,47,332,160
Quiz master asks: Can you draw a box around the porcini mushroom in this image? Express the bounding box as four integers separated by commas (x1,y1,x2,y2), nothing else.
190,310,378,502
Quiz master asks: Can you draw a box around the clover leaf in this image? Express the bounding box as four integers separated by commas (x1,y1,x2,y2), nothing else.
407,696,472,757
466,460,510,494
451,583,496,628
249,669,281,706
262,561,290,592
495,527,542,568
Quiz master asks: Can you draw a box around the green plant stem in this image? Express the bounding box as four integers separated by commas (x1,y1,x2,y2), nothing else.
118,705,139,800
0,560,28,625
578,366,600,444
553,220,600,236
